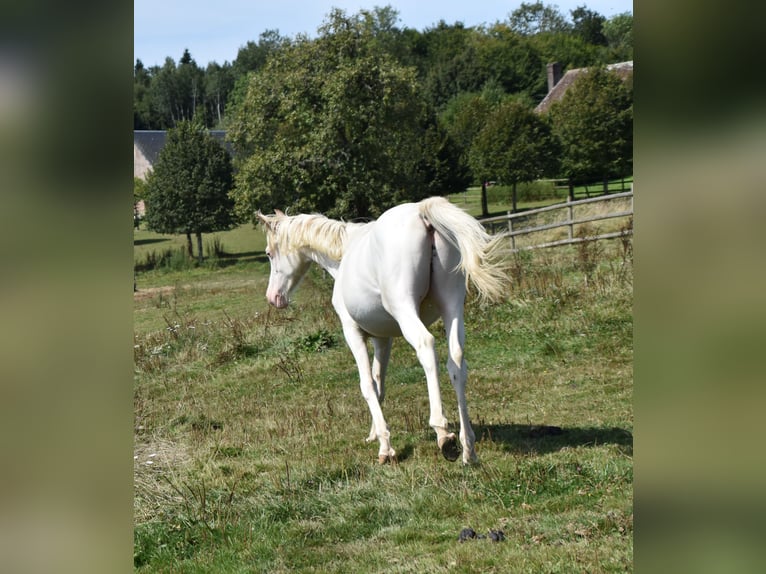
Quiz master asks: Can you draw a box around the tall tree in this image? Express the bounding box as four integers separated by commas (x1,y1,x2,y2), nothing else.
548,66,633,192
570,6,607,46
602,12,633,61
133,59,154,129
175,50,205,122
205,62,234,127
144,121,236,262
146,52,206,128
233,29,289,76
417,21,475,107
473,23,545,98
509,2,570,36
228,8,456,220
439,87,504,207
469,100,559,214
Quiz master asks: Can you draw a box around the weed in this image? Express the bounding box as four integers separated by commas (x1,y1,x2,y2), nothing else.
205,237,227,259
299,328,337,353
274,346,306,384
575,224,605,285
135,247,197,273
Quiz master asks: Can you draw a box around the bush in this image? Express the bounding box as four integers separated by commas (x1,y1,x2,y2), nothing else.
134,247,196,272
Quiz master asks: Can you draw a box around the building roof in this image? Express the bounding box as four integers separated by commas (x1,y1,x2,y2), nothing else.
134,130,167,166
535,61,633,114
133,130,231,165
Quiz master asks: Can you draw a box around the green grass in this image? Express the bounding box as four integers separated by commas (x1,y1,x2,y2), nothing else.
134,231,633,572
450,176,633,218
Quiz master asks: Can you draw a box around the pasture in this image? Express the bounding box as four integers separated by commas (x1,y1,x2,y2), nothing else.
133,204,633,572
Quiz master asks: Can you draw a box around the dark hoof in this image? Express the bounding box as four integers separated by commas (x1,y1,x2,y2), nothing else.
439,435,460,462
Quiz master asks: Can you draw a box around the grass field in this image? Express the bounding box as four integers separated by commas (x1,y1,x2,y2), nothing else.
134,195,633,572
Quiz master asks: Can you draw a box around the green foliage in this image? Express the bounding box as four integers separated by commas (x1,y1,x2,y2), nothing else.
418,22,547,108
144,120,236,239
528,31,601,72
232,29,290,76
135,5,633,133
228,8,464,219
440,91,496,161
602,13,633,61
570,6,607,46
134,5,633,227
469,100,560,185
299,329,338,353
509,2,571,36
548,66,633,184
134,177,147,203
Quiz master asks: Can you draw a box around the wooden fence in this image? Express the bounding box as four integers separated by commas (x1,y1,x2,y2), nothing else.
479,191,633,252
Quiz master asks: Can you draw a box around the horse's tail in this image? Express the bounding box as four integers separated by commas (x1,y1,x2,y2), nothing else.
419,196,508,302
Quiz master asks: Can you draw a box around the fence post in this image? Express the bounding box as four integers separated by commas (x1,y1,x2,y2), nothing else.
507,211,515,250
567,203,574,241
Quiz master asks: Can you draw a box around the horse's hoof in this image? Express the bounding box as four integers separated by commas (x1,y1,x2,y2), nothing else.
378,450,397,465
439,435,460,462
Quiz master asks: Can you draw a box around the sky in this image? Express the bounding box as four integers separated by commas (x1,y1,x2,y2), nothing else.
134,0,633,68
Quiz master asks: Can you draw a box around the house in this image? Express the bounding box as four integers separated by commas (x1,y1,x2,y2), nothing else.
535,60,633,114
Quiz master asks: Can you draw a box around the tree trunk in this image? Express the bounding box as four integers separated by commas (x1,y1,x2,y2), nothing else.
568,178,575,202
196,232,203,265
186,232,194,258
603,175,610,195
481,181,488,217
512,182,518,213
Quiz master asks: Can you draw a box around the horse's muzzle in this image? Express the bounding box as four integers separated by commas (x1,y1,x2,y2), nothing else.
268,292,289,309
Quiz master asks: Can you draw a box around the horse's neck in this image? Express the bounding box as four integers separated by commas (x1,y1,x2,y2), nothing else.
300,220,368,280
306,249,340,279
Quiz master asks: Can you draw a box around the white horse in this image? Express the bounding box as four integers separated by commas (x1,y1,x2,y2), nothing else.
257,196,507,464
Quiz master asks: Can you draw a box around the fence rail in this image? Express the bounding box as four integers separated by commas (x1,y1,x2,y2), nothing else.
479,191,633,251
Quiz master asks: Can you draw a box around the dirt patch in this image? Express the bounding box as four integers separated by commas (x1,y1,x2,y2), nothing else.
133,286,176,300
133,279,260,301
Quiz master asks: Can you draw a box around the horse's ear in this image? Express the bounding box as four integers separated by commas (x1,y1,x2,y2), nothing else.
256,210,273,230
274,209,285,217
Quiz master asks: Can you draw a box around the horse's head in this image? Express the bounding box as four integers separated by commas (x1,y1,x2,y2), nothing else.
256,210,312,309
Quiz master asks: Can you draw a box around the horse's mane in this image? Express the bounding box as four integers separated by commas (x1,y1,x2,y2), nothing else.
275,214,362,261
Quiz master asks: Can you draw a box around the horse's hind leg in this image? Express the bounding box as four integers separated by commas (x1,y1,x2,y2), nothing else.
432,249,478,464
366,337,392,443
443,307,478,464
393,310,457,461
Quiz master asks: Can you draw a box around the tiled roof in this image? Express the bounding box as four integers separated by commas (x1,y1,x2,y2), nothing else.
535,61,633,114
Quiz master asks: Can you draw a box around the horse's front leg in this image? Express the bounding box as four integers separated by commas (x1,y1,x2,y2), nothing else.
340,321,396,463
366,337,393,444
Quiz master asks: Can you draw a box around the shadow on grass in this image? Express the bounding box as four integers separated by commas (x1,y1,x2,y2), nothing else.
134,237,171,246
213,251,269,268
475,423,633,456
394,443,415,464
